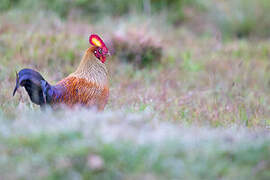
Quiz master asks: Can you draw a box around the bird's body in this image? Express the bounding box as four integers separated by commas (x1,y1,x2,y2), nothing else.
13,35,110,110
50,46,109,110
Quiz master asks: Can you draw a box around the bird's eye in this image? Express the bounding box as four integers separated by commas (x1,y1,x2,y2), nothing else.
98,49,102,54
94,50,97,54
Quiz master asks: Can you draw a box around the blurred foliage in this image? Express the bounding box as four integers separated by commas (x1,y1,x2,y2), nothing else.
0,110,270,179
0,0,203,21
1,0,270,38
206,0,270,38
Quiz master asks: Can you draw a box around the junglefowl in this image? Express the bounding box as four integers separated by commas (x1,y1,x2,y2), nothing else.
13,34,110,110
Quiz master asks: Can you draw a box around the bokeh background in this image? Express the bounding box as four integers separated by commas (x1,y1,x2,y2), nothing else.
1,0,270,179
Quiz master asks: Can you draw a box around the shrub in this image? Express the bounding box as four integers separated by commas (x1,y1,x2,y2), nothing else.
110,28,162,68
206,0,270,38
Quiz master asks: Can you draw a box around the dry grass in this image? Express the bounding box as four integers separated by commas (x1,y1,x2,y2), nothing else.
1,12,270,128
0,10,270,179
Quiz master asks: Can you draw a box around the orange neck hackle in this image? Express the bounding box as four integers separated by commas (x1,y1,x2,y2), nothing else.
70,46,108,86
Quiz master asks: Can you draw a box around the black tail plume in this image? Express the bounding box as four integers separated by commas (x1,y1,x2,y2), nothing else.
13,68,52,106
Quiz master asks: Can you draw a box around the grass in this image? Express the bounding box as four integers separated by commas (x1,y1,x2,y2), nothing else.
0,6,270,180
0,109,269,179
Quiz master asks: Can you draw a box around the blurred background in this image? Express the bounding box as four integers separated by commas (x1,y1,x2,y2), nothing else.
2,0,270,38
1,0,270,179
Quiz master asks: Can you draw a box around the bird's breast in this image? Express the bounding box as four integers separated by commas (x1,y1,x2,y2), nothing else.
51,76,109,110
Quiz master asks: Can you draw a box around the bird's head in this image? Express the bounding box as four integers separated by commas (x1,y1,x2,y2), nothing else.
89,34,109,63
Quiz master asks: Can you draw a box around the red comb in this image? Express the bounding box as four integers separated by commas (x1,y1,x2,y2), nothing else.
89,34,109,63
89,34,107,50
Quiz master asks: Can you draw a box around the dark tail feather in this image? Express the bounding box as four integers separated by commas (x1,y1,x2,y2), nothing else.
13,71,19,96
13,68,52,106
